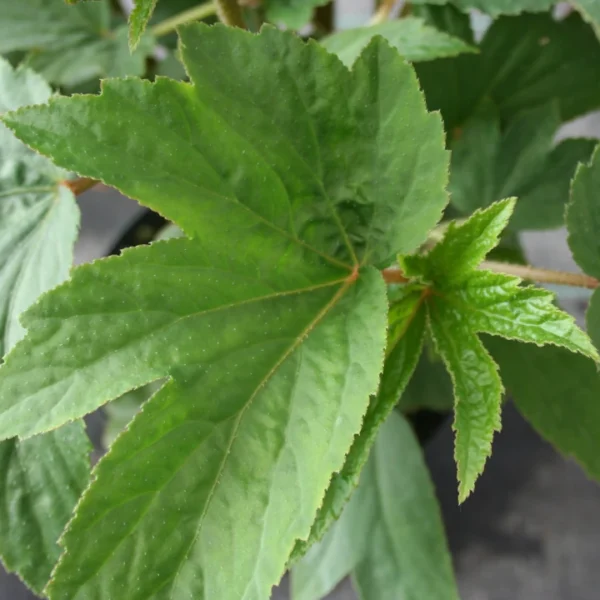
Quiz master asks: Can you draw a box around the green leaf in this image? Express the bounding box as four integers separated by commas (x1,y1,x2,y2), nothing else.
411,0,553,16
567,145,600,279
292,412,458,600
572,0,600,38
265,0,329,29
129,0,158,50
0,0,154,88
416,13,600,131
411,4,475,43
0,58,89,593
4,25,449,268
450,100,596,229
321,18,477,67
488,338,600,482
291,288,426,562
403,200,598,500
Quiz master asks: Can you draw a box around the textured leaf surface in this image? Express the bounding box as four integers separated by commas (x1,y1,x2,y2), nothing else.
488,338,600,481
321,18,476,67
293,412,458,600
265,0,329,28
0,0,154,87
449,102,594,229
5,25,448,268
403,200,598,500
0,59,89,593
291,288,426,561
129,0,158,50
0,25,454,600
416,13,600,131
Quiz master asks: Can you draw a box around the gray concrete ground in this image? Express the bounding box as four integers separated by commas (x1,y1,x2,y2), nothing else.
3,186,600,600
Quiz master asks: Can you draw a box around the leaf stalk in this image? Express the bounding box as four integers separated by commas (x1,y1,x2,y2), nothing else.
150,2,218,37
368,0,399,25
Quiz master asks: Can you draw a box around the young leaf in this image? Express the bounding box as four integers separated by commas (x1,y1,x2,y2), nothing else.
264,0,329,29
403,200,598,500
4,25,448,267
292,412,459,600
449,101,595,229
0,59,90,593
129,0,158,50
291,288,426,561
321,18,477,67
488,338,600,482
0,0,154,88
416,13,600,131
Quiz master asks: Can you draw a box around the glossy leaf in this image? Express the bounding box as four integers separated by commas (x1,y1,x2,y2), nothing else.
293,412,458,600
321,18,477,67
292,288,426,561
264,0,329,28
0,0,154,87
416,13,600,131
449,102,593,229
129,0,158,50
0,59,89,593
488,338,600,481
403,200,598,500
4,25,448,267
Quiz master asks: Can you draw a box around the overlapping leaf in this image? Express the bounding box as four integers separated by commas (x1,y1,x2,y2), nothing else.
411,0,553,15
130,0,158,49
0,25,450,599
321,17,476,67
402,199,598,500
567,145,600,351
0,59,89,593
0,0,154,88
450,101,595,230
265,0,329,28
292,412,458,600
416,13,600,131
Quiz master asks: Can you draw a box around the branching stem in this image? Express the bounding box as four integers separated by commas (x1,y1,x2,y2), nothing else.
381,262,600,290
151,2,218,37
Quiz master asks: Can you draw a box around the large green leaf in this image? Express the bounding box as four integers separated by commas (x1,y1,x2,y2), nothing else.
416,13,600,131
0,25,452,599
449,101,594,229
4,25,448,268
402,199,598,500
488,338,600,481
265,0,329,28
411,4,475,43
292,412,458,600
573,0,600,37
321,18,477,67
291,288,426,561
0,59,89,593
0,0,154,87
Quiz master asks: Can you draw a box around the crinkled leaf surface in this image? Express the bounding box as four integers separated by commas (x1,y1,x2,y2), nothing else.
129,0,158,50
449,101,595,230
321,18,476,67
0,59,89,593
567,145,600,350
265,0,329,28
0,0,154,87
291,288,425,561
488,338,600,481
293,412,458,600
0,25,452,600
402,199,598,500
416,13,600,131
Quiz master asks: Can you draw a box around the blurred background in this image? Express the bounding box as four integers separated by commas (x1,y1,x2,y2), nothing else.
3,1,600,598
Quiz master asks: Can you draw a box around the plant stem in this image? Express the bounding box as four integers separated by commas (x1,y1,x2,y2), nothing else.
381,262,600,289
368,0,398,25
150,2,218,37
215,0,246,27
62,177,98,196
